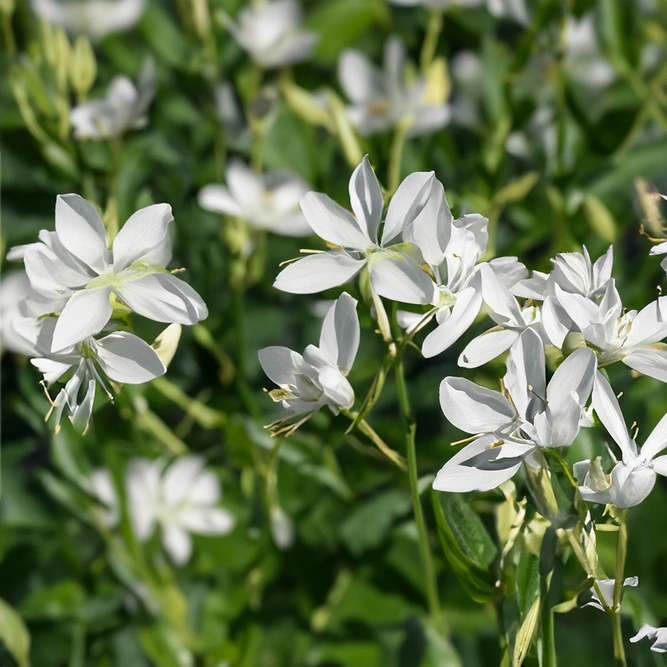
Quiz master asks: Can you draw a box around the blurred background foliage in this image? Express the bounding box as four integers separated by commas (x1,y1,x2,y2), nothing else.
2,0,667,665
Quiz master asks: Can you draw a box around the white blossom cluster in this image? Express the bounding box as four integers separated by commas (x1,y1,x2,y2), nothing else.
4,194,208,433
262,156,667,513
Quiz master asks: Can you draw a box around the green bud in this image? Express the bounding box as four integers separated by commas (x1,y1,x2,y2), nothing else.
281,79,334,131
69,36,97,101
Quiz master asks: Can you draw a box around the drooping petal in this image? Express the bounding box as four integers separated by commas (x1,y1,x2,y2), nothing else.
624,297,667,347
112,204,173,271
117,273,208,325
432,434,532,493
319,292,360,372
300,192,371,249
197,184,242,217
349,155,383,243
369,251,435,305
458,328,519,368
592,372,636,462
639,412,667,461
273,251,365,294
162,524,192,565
439,377,515,435
93,331,166,384
504,328,546,423
622,346,667,383
55,194,110,273
421,287,483,358
71,378,96,434
51,286,113,352
547,346,597,411
258,346,303,387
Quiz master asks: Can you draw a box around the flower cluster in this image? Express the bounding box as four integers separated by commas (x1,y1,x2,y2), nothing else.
5,194,207,433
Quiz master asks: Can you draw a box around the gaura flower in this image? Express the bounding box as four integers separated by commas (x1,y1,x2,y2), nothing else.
225,0,319,69
274,155,441,304
583,577,638,612
14,315,166,434
11,194,207,352
198,159,312,237
70,58,155,140
0,270,43,356
433,329,596,493
575,372,667,509
32,0,146,40
630,625,667,653
126,456,235,566
555,280,667,382
259,292,359,435
388,0,528,24
338,36,450,138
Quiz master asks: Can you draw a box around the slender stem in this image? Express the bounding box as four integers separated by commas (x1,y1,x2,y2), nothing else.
612,511,628,609
540,576,557,667
611,613,627,667
420,10,443,72
388,121,408,195
395,356,443,631
341,409,406,471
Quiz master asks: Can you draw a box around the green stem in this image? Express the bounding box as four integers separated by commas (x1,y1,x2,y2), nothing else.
420,10,443,72
540,578,557,667
341,409,406,471
611,612,627,667
612,511,628,609
395,356,443,631
388,121,409,195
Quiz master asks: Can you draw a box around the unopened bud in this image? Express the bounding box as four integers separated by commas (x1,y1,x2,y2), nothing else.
69,36,97,100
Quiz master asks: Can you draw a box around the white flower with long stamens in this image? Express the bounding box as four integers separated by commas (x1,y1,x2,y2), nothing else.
274,156,440,305
338,36,450,138
433,329,596,493
631,625,667,653
70,59,155,140
259,292,360,435
127,456,235,566
10,194,207,353
555,280,667,382
575,372,667,509
224,0,319,69
32,0,146,40
583,577,638,611
198,159,312,237
14,315,166,434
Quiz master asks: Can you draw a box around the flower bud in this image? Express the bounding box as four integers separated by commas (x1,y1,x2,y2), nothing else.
69,36,97,101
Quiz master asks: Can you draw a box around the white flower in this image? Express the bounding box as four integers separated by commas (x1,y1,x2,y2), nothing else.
89,469,120,528
388,0,528,23
583,577,638,612
650,240,667,273
564,14,616,90
225,0,319,69
433,329,596,493
274,156,440,304
126,456,235,566
13,315,165,434
259,292,360,434
70,59,155,140
0,270,40,356
338,36,450,138
198,159,312,237
214,82,251,149
555,281,667,382
11,194,207,352
32,0,146,40
270,507,295,550
630,625,667,653
575,372,667,508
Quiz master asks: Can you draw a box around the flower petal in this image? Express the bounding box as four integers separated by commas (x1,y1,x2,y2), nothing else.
504,328,545,422
640,412,667,461
176,507,234,535
163,456,206,506
592,372,636,462
337,49,386,104
51,286,113,352
93,331,166,384
300,192,371,249
319,292,360,372
349,155,383,243
258,346,303,387
369,251,435,305
112,204,173,271
162,525,192,565
459,328,519,368
273,251,365,294
198,184,242,217
625,297,667,347
126,458,161,541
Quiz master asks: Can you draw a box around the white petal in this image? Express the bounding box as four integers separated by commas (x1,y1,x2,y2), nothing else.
640,412,667,461
547,346,597,411
162,525,192,565
126,458,161,541
273,251,365,294
300,192,371,249
541,295,570,349
198,184,242,217
55,194,110,273
459,328,519,368
480,264,523,324
625,297,667,347
263,32,318,67
24,245,91,294
504,328,546,422
349,155,383,243
421,287,483,358
439,376,515,435
369,251,435,305
117,273,208,325
319,292,360,372
31,358,74,385
432,434,532,493
337,49,386,105
258,346,303,387
268,212,313,237
112,204,173,272
93,331,166,384
51,287,113,352
592,372,636,462
189,470,222,505
163,456,207,506
407,104,451,137
71,378,96,434
225,159,264,211
176,507,234,535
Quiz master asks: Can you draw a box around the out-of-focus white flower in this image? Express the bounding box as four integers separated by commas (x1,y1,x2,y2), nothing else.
70,59,155,140
0,270,38,355
433,329,596,493
198,159,312,237
631,625,667,653
274,156,440,304
14,315,166,434
89,469,120,527
127,456,235,566
338,36,450,137
583,576,638,611
259,292,360,434
270,507,295,550
9,193,207,352
225,0,319,69
564,14,616,90
575,373,667,508
388,0,528,23
32,0,146,40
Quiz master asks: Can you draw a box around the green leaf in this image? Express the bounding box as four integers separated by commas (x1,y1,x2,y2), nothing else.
431,492,497,603
0,597,31,667
515,552,540,617
511,596,540,667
